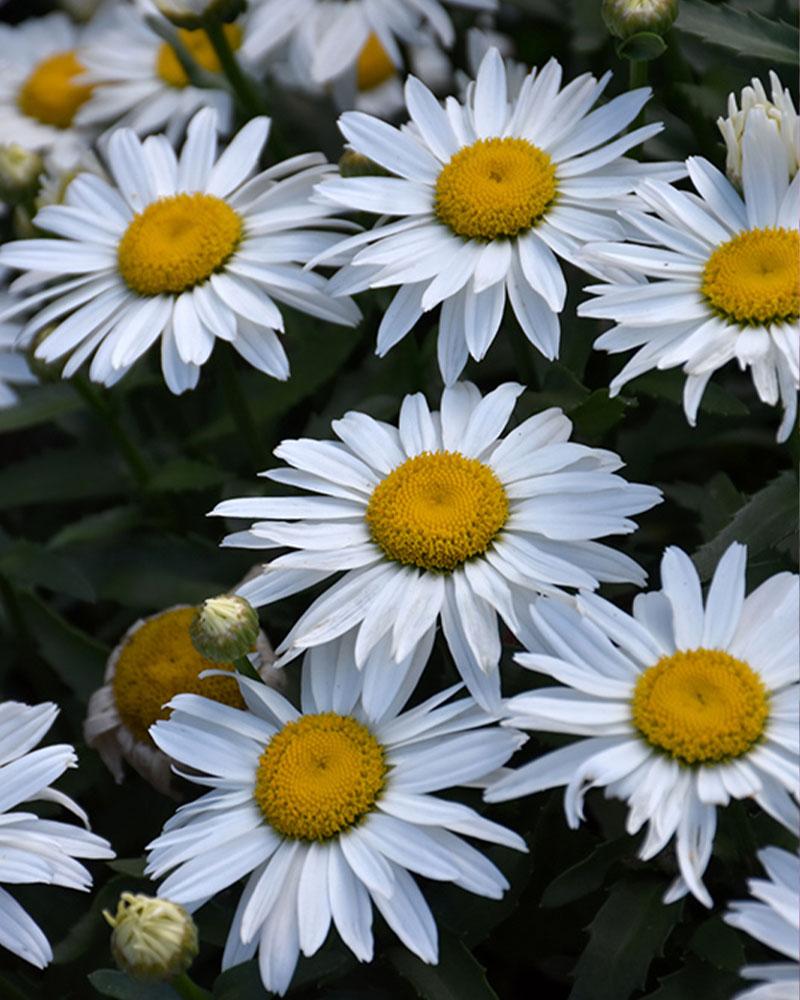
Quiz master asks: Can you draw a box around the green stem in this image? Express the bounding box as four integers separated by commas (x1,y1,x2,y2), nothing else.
144,15,214,90
628,60,649,133
203,21,266,117
172,972,213,1000
0,572,31,646
71,377,151,488
234,654,264,682
219,350,266,469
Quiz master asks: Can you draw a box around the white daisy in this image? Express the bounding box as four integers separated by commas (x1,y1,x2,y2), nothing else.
0,107,360,394
579,109,799,441
244,0,495,85
84,604,281,796
212,380,660,710
313,47,684,383
145,632,525,995
0,296,36,408
0,12,97,174
725,846,800,1000
486,543,800,908
0,701,115,969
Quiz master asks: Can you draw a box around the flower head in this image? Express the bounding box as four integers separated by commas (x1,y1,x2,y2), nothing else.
486,543,799,908
105,893,199,981
190,593,261,662
601,0,679,40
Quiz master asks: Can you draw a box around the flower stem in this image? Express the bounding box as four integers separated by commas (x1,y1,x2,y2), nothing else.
218,350,267,469
172,973,213,1000
628,60,649,132
71,377,151,488
203,21,266,118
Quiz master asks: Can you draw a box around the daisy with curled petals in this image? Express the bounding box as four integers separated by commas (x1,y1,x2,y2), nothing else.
0,701,115,969
212,380,660,710
486,543,799,908
725,846,799,1000
145,632,526,995
0,107,360,394
314,47,684,383
580,110,799,441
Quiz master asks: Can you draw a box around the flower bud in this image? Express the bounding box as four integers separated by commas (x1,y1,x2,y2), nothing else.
602,0,679,39
717,72,799,187
338,149,389,178
190,593,260,662
155,0,246,29
104,893,198,982
0,145,43,204
26,326,65,383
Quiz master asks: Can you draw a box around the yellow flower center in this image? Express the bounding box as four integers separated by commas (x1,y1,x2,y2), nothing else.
366,451,508,573
156,23,243,88
631,649,769,765
112,607,244,743
17,50,93,129
434,137,557,241
701,227,800,325
356,33,396,92
117,193,242,296
253,713,386,841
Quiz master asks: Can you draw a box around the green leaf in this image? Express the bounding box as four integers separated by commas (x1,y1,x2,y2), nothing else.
641,956,741,999
50,506,139,548
0,448,125,510
569,390,634,440
212,963,269,1000
88,969,179,999
616,32,667,61
147,459,228,494
569,877,682,1000
689,917,746,972
0,383,84,434
0,540,95,601
106,857,148,877
693,470,798,579
628,369,749,417
676,0,799,65
541,837,633,908
387,932,499,1000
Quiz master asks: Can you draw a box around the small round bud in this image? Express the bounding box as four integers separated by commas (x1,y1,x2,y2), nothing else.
0,145,43,204
602,0,679,39
103,893,198,982
339,149,389,178
190,594,260,662
155,0,246,29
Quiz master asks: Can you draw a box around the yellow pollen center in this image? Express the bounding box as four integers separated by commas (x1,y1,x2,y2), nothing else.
117,193,242,296
356,33,396,92
366,451,508,573
112,607,244,743
254,713,386,840
17,50,93,129
435,137,557,240
701,227,800,325
156,24,243,88
631,649,769,765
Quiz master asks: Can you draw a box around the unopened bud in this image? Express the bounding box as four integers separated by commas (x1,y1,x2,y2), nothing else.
190,594,260,662
0,145,43,204
602,0,679,39
104,893,198,982
339,149,389,178
155,0,246,29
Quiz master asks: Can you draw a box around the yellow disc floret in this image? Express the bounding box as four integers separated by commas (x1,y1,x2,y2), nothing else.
254,713,386,840
356,33,396,92
701,227,800,325
435,138,557,241
366,451,508,573
17,51,93,129
117,193,242,296
156,23,243,88
632,649,769,765
112,607,244,743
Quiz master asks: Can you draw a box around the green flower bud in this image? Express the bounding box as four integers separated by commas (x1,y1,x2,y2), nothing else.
155,0,246,29
26,326,65,383
602,0,679,39
0,145,43,204
338,149,390,178
104,893,198,982
190,593,260,662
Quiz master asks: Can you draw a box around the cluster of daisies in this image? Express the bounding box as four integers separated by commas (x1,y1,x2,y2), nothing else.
0,1,797,997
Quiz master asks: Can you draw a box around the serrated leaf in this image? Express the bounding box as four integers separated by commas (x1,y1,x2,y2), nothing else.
693,470,798,579
569,877,682,1000
541,837,632,908
641,956,741,999
628,369,749,417
0,448,125,509
676,0,799,65
88,969,179,999
570,390,633,440
147,459,228,494
0,540,94,600
388,932,498,1000
0,383,84,434
50,506,139,548
689,917,745,972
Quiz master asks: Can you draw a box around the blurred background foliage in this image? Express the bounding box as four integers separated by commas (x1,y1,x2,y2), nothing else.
0,0,797,997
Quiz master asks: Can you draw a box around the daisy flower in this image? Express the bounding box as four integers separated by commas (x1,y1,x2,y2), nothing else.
145,632,526,995
212,380,660,710
486,543,799,907
0,12,97,174
0,107,360,394
244,0,495,85
84,604,280,796
579,109,799,441
725,846,800,1000
0,701,114,968
314,47,684,383
0,297,36,408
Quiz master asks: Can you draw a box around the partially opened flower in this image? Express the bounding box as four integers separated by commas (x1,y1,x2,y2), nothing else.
212,381,660,709
580,109,799,441
486,543,799,907
84,604,280,795
725,846,800,1000
314,47,683,382
0,701,115,968
146,632,525,995
0,107,360,393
